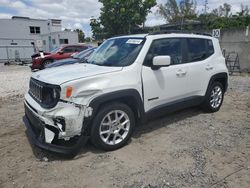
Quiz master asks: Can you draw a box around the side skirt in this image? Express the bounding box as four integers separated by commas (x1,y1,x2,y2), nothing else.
145,96,204,120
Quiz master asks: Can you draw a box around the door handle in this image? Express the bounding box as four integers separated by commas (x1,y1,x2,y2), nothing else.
206,65,214,70
176,69,187,76
181,71,187,76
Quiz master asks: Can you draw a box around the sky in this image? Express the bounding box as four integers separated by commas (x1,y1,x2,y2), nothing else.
0,0,249,37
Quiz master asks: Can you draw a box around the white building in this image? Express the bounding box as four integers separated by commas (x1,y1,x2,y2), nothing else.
0,16,78,62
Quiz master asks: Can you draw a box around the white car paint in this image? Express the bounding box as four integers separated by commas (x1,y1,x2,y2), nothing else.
25,33,228,144
32,63,123,85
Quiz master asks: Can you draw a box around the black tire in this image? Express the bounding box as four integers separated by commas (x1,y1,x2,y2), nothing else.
201,81,224,113
42,59,53,69
90,102,135,151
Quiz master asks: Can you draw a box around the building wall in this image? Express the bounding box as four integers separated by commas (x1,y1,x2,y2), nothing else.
0,17,78,62
0,17,49,40
41,31,78,52
219,27,250,71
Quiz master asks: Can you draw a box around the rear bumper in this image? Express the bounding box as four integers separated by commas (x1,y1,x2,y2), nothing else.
23,104,89,155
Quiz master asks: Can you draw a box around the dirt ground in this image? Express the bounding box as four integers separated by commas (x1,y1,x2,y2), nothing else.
0,65,249,188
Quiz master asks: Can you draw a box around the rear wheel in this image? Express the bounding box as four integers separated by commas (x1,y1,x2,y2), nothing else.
90,103,135,151
202,82,224,113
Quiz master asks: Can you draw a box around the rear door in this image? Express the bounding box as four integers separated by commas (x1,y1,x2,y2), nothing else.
185,38,215,96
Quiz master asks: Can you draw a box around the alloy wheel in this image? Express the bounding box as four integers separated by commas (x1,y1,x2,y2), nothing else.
99,110,130,145
210,86,223,109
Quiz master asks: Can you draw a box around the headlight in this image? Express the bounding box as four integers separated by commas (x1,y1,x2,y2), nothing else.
42,86,61,108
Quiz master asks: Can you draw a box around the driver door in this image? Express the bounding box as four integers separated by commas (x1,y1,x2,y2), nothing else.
142,38,190,112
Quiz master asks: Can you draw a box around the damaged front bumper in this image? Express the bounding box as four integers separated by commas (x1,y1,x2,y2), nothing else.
23,95,91,155
23,116,89,155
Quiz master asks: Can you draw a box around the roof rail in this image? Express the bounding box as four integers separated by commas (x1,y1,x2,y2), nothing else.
149,30,212,37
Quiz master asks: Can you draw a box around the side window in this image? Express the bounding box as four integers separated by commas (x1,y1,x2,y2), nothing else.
207,40,214,57
76,46,87,52
144,38,183,66
187,38,214,62
62,47,74,53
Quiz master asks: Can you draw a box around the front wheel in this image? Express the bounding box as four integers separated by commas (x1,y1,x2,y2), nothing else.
90,103,135,151
42,59,53,69
202,82,224,113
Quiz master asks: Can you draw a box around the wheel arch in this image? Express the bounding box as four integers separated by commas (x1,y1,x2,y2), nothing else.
42,58,54,64
88,89,145,124
207,72,228,93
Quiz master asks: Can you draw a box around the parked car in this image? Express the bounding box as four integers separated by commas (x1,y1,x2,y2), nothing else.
45,47,96,68
23,33,228,155
31,44,91,70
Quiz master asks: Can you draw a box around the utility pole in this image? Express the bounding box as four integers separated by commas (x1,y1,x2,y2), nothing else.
204,0,208,14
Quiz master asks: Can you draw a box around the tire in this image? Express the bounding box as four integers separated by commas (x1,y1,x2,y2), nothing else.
42,59,53,69
90,102,135,151
202,82,224,113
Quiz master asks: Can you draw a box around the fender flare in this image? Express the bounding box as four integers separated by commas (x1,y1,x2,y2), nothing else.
82,89,145,134
206,72,228,93
88,89,145,118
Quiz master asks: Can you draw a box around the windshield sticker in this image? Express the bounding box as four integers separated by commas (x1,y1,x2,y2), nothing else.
126,39,143,44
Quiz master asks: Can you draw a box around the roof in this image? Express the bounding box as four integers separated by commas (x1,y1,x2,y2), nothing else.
146,33,214,40
111,34,148,39
110,32,213,40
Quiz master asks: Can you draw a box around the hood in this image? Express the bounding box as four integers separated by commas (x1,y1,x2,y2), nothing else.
32,63,123,85
45,58,79,68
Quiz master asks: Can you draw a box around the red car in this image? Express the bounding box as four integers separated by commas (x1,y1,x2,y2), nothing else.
31,44,89,70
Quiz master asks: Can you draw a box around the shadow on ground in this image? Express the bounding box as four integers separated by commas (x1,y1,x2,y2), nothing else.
27,107,203,161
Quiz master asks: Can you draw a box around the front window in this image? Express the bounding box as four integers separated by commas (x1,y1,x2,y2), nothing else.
86,37,145,67
50,47,60,53
144,38,183,66
30,26,40,34
60,39,69,44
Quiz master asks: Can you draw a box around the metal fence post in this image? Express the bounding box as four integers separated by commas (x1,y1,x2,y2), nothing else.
6,46,9,63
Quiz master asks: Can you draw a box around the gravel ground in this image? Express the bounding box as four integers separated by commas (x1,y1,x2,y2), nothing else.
0,64,31,100
0,65,249,188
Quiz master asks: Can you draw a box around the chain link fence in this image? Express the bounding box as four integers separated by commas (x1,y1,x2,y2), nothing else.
0,45,35,64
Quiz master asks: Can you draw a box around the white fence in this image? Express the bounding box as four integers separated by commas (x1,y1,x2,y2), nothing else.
0,45,35,63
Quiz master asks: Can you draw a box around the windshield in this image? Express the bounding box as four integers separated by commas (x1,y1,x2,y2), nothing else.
50,47,60,53
86,37,145,67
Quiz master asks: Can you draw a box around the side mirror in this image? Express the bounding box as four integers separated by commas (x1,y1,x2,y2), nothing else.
152,56,171,70
58,50,64,55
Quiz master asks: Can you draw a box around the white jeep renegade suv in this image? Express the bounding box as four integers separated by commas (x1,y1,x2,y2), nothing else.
23,33,228,154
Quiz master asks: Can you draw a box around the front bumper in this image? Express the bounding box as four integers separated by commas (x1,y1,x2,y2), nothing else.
31,58,43,70
23,102,89,155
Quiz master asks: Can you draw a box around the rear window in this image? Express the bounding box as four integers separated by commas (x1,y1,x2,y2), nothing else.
187,38,214,62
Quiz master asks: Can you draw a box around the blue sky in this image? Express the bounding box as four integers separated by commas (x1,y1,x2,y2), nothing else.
0,0,249,37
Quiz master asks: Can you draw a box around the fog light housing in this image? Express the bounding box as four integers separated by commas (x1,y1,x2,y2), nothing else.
53,117,66,131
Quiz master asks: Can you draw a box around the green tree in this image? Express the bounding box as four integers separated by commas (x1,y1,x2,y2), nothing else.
90,18,105,40
74,29,85,43
97,0,156,37
212,3,231,17
198,3,250,30
236,4,249,16
157,0,197,23
84,37,92,42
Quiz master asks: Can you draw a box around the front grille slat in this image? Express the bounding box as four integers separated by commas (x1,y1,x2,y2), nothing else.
28,78,60,109
29,78,43,103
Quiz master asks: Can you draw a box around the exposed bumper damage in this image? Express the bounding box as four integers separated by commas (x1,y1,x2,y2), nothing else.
23,96,92,154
